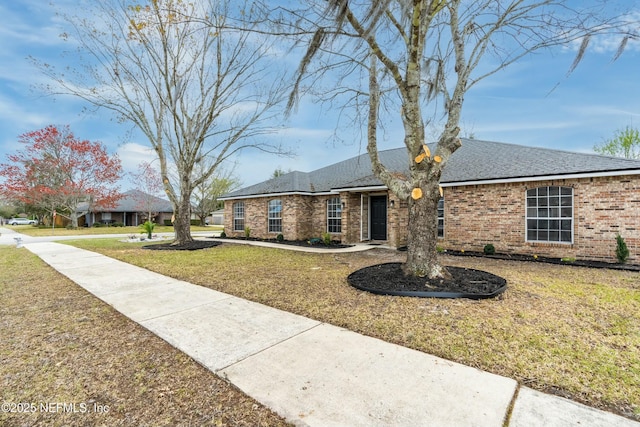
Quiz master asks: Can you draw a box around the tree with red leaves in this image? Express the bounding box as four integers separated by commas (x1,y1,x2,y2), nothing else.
0,125,123,228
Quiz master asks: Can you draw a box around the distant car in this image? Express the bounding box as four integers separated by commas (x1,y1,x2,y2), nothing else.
8,218,36,226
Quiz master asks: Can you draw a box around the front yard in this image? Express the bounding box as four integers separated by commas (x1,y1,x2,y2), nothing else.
66,239,640,421
0,246,290,427
9,224,216,237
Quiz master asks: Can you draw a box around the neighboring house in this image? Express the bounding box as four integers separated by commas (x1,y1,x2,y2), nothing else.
80,189,173,226
220,139,640,263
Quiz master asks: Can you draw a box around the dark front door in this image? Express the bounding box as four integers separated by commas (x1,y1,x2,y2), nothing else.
370,195,387,240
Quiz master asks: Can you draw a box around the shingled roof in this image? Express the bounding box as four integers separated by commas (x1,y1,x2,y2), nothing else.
79,189,173,213
222,139,640,199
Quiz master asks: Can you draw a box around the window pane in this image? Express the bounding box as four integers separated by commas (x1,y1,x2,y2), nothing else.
525,186,573,243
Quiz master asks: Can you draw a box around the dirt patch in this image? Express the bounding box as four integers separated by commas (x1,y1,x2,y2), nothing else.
348,262,507,298
142,240,222,250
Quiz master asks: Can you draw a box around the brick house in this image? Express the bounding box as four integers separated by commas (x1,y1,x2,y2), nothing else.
220,139,640,263
79,189,173,226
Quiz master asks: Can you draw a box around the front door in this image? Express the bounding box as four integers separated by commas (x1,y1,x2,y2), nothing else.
370,195,387,240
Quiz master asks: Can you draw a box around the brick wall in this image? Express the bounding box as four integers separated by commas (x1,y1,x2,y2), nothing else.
439,175,640,263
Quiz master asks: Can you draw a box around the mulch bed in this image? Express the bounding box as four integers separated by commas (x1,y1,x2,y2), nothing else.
142,241,222,251
442,250,640,272
348,262,507,299
213,236,354,249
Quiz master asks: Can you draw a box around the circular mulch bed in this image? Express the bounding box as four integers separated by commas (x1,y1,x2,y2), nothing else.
348,263,507,299
142,241,222,251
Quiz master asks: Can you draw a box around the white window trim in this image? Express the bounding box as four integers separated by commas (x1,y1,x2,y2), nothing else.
327,197,342,234
525,186,574,245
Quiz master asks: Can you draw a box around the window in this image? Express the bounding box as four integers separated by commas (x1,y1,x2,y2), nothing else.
526,186,573,243
437,197,444,238
327,197,342,233
233,202,245,231
268,199,282,233
101,212,112,221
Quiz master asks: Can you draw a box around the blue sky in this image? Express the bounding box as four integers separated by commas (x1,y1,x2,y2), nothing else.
1,1,639,192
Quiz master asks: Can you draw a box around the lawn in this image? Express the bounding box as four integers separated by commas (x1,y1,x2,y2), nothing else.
0,246,290,427
9,224,217,237
66,239,640,421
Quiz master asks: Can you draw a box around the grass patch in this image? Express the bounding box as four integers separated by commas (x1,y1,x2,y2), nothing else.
13,224,217,237
66,239,640,421
0,246,290,427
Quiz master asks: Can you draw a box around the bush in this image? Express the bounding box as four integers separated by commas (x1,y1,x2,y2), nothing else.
276,233,284,242
190,219,200,226
219,231,226,238
483,244,496,255
616,234,629,264
92,222,104,228
244,226,251,238
164,219,173,226
322,232,332,245
112,222,124,227
140,221,155,239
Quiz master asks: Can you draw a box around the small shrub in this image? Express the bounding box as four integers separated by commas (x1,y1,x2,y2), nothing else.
561,257,576,263
112,222,124,227
92,222,104,228
219,231,226,238
436,246,445,253
190,219,200,226
244,226,251,238
483,244,495,255
322,232,332,245
140,221,155,239
164,219,173,226
276,233,284,242
616,234,629,264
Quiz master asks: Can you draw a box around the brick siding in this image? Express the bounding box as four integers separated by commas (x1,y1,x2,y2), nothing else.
224,174,639,263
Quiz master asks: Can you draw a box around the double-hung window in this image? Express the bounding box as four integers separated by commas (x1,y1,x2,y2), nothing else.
233,202,245,231
437,197,444,238
268,199,282,233
526,186,573,243
327,197,342,233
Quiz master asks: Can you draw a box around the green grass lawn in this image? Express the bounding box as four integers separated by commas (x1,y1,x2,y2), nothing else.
8,224,219,237
65,239,640,421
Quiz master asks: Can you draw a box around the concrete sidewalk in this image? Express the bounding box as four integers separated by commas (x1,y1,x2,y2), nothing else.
19,240,639,427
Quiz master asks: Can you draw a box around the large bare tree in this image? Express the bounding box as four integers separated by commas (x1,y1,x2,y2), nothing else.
36,0,288,244
284,0,634,279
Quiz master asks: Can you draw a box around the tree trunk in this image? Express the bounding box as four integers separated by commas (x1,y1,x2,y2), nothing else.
402,180,450,280
172,194,193,245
